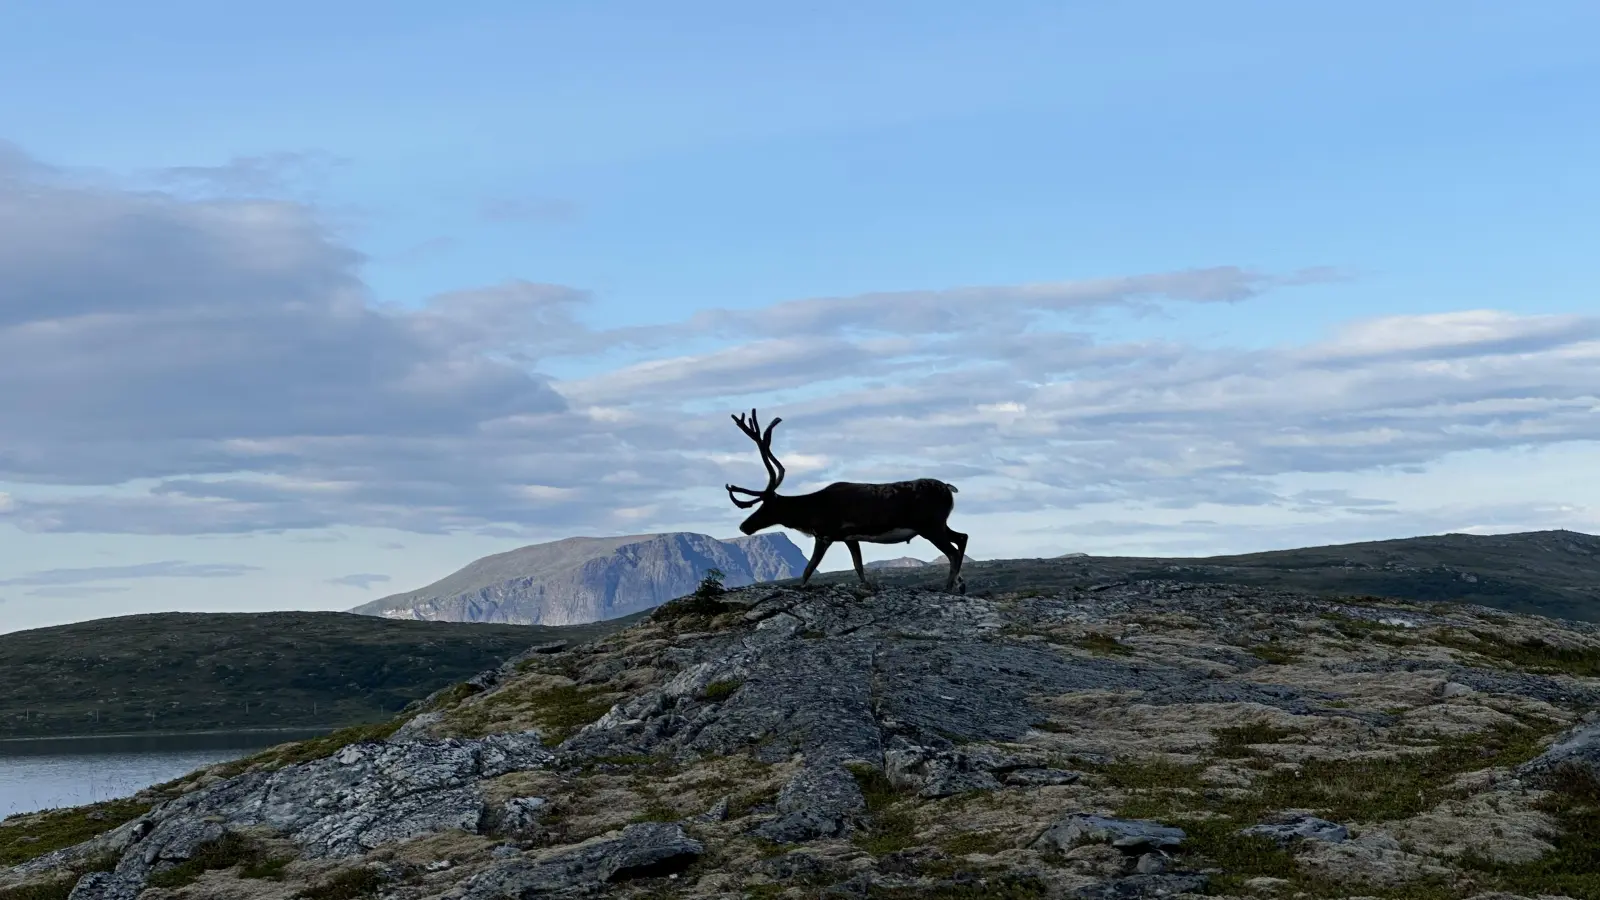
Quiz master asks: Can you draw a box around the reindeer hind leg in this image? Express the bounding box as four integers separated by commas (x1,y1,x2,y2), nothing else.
923,531,965,594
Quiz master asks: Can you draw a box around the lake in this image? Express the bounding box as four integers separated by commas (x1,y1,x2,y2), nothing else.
0,730,332,819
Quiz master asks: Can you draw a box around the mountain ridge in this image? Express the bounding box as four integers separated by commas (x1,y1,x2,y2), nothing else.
351,531,807,626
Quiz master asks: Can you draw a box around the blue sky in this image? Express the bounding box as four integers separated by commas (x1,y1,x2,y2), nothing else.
1,1,1597,633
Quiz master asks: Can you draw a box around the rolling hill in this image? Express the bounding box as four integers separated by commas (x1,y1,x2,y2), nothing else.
816,529,1600,622
0,611,641,741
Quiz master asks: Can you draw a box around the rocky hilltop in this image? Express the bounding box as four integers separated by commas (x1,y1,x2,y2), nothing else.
5,579,1600,899
352,533,807,626
831,530,1600,624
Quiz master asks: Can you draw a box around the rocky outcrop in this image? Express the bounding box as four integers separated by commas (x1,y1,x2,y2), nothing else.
351,532,807,625
9,578,1600,898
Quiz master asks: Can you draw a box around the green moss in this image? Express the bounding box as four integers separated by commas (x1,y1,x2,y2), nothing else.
628,798,682,824
456,683,614,744
1434,629,1600,677
1246,641,1302,665
862,874,1049,899
1074,631,1131,656
939,830,1014,855
700,679,743,702
1320,613,1420,647
0,879,77,900
295,866,386,900
1212,721,1301,758
259,718,408,769
846,763,919,856
0,797,150,866
146,831,289,889
1459,762,1600,899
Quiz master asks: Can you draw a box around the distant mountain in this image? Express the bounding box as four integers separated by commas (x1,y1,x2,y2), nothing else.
865,556,929,570
351,532,807,626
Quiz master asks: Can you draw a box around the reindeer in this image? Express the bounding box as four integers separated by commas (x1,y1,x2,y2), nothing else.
724,409,969,593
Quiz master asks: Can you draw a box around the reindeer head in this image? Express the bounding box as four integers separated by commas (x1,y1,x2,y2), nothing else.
725,408,788,535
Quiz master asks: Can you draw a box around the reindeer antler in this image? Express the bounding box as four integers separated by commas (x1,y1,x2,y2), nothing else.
725,408,786,508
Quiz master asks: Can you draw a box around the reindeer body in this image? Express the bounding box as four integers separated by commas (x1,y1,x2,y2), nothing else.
724,411,969,592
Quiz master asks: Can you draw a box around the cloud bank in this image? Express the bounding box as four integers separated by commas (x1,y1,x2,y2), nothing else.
0,143,1595,541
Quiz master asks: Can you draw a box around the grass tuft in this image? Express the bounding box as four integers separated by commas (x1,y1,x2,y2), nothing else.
145,831,290,889
1212,721,1301,758
295,866,386,900
0,798,150,867
846,763,919,856
1074,631,1131,656
700,679,743,702
1434,629,1600,677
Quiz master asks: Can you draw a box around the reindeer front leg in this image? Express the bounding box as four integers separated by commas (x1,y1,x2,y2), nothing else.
800,537,833,587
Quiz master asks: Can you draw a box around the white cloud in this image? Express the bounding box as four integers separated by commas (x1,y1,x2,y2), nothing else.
0,143,1595,545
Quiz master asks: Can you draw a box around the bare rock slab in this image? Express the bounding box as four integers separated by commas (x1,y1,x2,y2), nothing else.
1033,815,1186,854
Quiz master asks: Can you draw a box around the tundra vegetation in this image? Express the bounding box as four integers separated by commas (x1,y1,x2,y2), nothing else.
4,567,1600,899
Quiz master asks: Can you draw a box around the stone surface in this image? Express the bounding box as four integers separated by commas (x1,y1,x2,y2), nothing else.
459,823,704,898
1033,815,1188,854
1517,719,1600,784
1240,814,1349,846
11,578,1600,899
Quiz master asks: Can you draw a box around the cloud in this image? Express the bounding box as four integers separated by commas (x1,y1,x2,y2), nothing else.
151,151,346,199
326,573,391,590
0,142,1594,541
0,561,261,587
26,585,131,599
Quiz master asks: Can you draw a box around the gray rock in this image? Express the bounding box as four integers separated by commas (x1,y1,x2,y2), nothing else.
698,795,731,822
1003,768,1081,787
1134,852,1169,875
1240,814,1349,846
752,763,865,843
501,797,549,832
1033,815,1186,854
57,733,552,899
1071,873,1209,898
460,823,703,898
1517,719,1600,785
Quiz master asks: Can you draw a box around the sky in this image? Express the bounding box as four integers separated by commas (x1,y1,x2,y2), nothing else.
1,0,1597,634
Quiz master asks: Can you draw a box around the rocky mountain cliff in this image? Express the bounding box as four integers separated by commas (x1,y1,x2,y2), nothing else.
350,532,807,626
9,578,1600,899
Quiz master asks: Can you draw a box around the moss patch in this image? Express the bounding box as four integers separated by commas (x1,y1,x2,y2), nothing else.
295,866,386,900
1434,629,1600,677
847,764,918,856
0,797,150,866
1212,721,1301,758
145,830,290,889
700,679,743,702
1074,631,1131,656
1246,641,1302,665
1459,762,1600,899
1320,613,1420,647
938,829,1014,856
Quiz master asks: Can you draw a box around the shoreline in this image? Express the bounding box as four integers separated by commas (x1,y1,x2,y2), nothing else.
0,726,347,755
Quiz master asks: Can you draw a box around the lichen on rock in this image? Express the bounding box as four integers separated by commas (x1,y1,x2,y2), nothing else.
6,579,1600,899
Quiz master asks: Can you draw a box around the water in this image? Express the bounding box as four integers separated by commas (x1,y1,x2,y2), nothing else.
0,730,331,819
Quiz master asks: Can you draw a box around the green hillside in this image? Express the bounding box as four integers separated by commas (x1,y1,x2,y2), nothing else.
0,610,641,740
